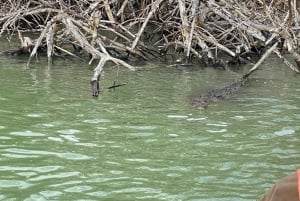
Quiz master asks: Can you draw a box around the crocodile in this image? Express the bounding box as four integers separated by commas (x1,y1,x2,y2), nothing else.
191,73,250,109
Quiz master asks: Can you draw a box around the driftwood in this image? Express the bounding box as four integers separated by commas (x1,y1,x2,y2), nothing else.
0,0,300,97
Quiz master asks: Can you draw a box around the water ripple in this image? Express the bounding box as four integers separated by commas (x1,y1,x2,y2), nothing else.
60,134,80,142
64,185,92,192
167,114,188,119
129,132,154,137
2,153,40,159
48,136,64,142
29,172,80,182
0,179,32,189
10,130,45,137
125,158,149,163
112,187,161,194
0,96,8,101
187,117,207,121
50,180,82,187
274,127,295,136
3,148,92,160
207,129,227,133
83,119,111,124
75,142,99,147
207,122,229,127
57,129,81,135
87,191,109,197
0,166,61,173
26,113,47,118
127,125,157,130
40,191,63,198
56,152,91,160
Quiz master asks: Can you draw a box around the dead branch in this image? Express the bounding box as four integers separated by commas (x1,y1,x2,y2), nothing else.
0,0,299,97
245,42,279,77
274,50,300,73
131,0,163,50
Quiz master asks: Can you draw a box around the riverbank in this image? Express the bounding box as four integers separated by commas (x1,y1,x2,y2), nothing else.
1,0,300,96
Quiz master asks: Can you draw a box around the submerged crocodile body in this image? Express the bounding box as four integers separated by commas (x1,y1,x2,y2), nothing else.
192,74,250,109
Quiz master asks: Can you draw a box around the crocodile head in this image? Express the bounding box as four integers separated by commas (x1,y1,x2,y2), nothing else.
191,97,211,109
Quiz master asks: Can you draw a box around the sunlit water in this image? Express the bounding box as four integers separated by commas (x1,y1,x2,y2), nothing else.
0,42,300,200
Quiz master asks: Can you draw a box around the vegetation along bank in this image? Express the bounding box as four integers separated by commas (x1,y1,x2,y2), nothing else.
0,0,299,100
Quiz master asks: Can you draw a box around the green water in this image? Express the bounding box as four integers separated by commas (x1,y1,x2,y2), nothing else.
0,44,300,200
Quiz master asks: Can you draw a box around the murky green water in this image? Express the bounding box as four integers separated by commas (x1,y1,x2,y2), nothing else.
0,42,300,200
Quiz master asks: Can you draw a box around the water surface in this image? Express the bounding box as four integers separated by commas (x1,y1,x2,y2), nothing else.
0,42,300,200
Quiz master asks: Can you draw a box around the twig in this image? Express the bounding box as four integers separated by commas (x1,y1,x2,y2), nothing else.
245,42,278,77
274,49,300,73
131,0,163,50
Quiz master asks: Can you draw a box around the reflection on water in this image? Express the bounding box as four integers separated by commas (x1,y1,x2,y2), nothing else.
0,47,300,200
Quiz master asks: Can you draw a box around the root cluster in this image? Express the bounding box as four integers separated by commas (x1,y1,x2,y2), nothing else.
1,0,300,95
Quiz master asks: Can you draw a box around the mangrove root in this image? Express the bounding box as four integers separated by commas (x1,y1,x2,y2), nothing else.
0,0,300,97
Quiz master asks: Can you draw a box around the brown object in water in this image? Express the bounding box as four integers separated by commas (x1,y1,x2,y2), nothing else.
91,80,99,97
191,74,249,109
192,42,280,109
295,59,300,68
259,171,300,201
